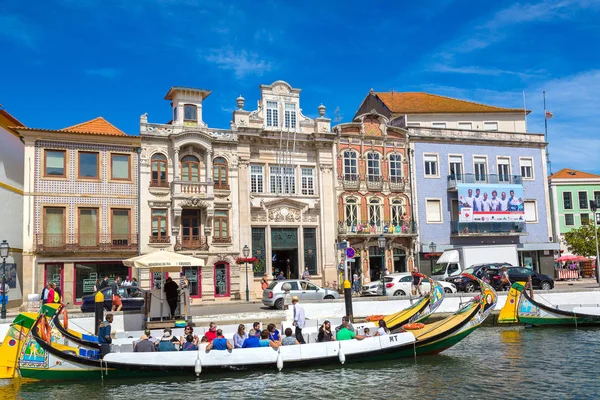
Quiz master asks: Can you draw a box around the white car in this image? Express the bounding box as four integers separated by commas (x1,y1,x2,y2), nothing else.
376,273,457,296
361,281,379,296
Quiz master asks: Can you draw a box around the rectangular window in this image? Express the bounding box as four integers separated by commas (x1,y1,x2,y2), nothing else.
266,101,278,127
111,154,130,180
251,227,266,277
581,213,590,225
78,152,99,179
184,105,197,121
426,199,442,223
563,192,573,210
389,154,403,181
284,103,296,129
520,158,533,179
432,122,446,128
474,156,487,182
594,191,600,205
484,122,498,131
151,209,168,239
269,166,295,194
301,168,315,195
44,207,65,247
424,154,438,177
345,201,358,226
578,192,588,209
564,213,574,226
111,209,130,243
367,153,381,180
449,155,463,180
250,165,264,193
303,228,317,275
497,157,510,182
524,201,537,223
343,151,358,180
214,210,229,240
458,122,472,130
44,150,66,177
78,208,98,247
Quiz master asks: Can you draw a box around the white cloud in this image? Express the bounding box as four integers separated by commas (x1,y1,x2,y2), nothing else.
428,64,543,78
203,47,272,79
84,68,122,78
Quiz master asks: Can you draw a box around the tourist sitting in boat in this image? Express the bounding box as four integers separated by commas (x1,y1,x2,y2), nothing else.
205,322,218,342
317,321,334,342
198,336,209,352
233,324,248,348
179,324,198,347
206,329,233,351
259,329,281,348
281,328,299,345
252,322,262,337
363,328,371,337
242,329,261,348
155,328,180,351
133,329,155,351
335,316,354,334
134,334,155,352
336,320,366,341
267,323,280,341
181,335,198,351
374,320,390,336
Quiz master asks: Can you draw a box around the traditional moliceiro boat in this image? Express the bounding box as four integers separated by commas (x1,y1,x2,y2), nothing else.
499,281,600,326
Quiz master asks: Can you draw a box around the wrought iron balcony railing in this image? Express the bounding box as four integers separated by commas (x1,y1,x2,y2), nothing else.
447,173,523,189
450,220,527,236
176,235,209,251
337,220,415,235
35,234,138,253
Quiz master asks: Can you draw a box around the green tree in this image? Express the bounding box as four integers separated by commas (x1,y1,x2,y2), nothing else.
563,223,600,257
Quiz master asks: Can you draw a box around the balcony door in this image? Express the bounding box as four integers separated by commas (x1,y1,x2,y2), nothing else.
181,209,202,249
44,207,65,247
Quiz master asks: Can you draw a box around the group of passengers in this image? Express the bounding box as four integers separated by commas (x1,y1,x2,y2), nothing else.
317,316,390,342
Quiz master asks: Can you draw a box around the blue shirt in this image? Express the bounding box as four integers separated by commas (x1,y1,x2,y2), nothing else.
212,338,228,350
242,336,260,348
269,329,280,341
98,321,111,344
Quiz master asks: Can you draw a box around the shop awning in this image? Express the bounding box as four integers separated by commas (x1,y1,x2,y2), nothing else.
123,249,204,271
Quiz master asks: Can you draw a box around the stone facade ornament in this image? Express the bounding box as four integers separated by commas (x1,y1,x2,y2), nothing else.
319,163,334,173
318,104,326,117
268,206,301,222
148,201,170,208
236,95,245,110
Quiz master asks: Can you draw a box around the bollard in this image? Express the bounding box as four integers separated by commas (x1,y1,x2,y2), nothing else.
95,290,104,336
343,280,353,322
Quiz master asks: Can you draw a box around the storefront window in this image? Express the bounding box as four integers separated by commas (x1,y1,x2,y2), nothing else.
45,264,63,290
303,228,318,275
520,251,539,272
182,266,202,298
214,263,229,297
74,263,130,302
393,248,407,273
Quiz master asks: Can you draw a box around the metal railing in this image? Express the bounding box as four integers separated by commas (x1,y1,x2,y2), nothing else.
149,235,171,244
337,220,415,235
447,173,523,189
366,176,383,190
150,180,169,188
389,176,408,192
212,236,232,244
342,174,360,190
176,235,209,251
35,234,138,252
173,180,214,198
450,220,527,235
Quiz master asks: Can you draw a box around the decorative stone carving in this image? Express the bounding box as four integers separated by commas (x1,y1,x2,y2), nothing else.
268,206,301,222
318,104,326,117
319,163,334,173
180,197,210,208
236,95,245,110
251,210,267,222
148,201,170,208
273,84,289,94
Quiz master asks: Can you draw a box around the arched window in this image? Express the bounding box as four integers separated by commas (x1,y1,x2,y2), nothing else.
366,152,381,181
345,198,358,227
181,155,200,182
151,153,168,187
184,104,197,121
213,157,228,190
369,198,381,227
343,150,358,181
391,199,405,227
389,153,403,183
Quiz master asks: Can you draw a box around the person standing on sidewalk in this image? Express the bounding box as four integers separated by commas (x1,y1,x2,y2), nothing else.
291,296,306,344
111,277,122,312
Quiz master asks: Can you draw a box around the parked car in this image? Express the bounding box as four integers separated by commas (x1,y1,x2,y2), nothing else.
446,263,513,292
375,273,457,296
262,280,340,309
361,281,379,296
80,286,145,313
504,266,554,291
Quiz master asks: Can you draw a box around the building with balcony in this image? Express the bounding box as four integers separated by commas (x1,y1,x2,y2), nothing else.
333,111,416,284
548,168,600,255
16,118,140,306
0,108,25,307
139,86,240,300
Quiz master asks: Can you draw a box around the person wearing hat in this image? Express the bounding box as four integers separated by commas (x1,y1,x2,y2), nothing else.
261,274,269,291
291,296,306,344
155,328,180,351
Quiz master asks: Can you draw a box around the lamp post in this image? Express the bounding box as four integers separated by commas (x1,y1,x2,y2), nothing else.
243,244,250,302
429,242,437,273
378,234,387,296
0,240,9,320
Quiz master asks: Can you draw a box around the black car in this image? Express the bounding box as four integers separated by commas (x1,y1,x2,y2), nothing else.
446,263,513,292
80,286,145,312
503,266,554,291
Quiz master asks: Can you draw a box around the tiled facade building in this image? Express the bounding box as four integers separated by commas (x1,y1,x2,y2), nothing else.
17,118,140,307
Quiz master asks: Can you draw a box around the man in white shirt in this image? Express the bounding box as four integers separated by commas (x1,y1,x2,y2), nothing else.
482,192,492,211
460,189,475,208
292,296,306,344
473,189,484,211
489,190,500,212
508,190,523,211
497,192,509,211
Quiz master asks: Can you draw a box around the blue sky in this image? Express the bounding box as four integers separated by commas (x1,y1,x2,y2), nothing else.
1,0,599,173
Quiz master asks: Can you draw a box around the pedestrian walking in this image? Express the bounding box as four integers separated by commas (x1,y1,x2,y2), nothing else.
501,267,511,291
352,273,360,295
411,268,423,296
111,277,122,312
164,277,179,318
302,267,311,281
291,296,306,344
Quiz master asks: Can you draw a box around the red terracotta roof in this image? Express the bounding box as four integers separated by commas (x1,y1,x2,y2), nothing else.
375,92,528,114
549,168,600,179
62,117,126,136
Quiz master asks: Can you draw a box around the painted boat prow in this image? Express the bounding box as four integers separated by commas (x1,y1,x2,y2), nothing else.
498,281,527,324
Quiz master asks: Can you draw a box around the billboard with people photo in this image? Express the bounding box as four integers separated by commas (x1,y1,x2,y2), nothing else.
457,183,525,222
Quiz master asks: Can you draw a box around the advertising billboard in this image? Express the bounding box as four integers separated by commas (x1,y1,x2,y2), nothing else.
457,183,524,223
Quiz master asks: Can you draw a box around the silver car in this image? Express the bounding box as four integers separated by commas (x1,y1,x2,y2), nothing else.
262,279,340,309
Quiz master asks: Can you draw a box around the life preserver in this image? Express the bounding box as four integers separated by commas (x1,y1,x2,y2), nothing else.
62,309,69,330
39,319,52,344
402,323,425,330
365,315,385,322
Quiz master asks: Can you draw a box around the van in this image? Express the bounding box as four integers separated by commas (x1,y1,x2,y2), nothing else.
431,245,518,281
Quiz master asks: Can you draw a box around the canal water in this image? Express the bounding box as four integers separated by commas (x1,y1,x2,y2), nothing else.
1,327,599,400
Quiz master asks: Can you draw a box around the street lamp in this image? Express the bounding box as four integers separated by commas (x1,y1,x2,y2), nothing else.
429,242,437,273
243,244,250,302
430,242,437,253
0,240,9,320
378,234,387,296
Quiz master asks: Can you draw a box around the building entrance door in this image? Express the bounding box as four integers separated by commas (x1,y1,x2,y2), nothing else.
271,228,299,279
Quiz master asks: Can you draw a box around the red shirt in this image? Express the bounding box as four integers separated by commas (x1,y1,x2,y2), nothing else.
205,330,217,342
